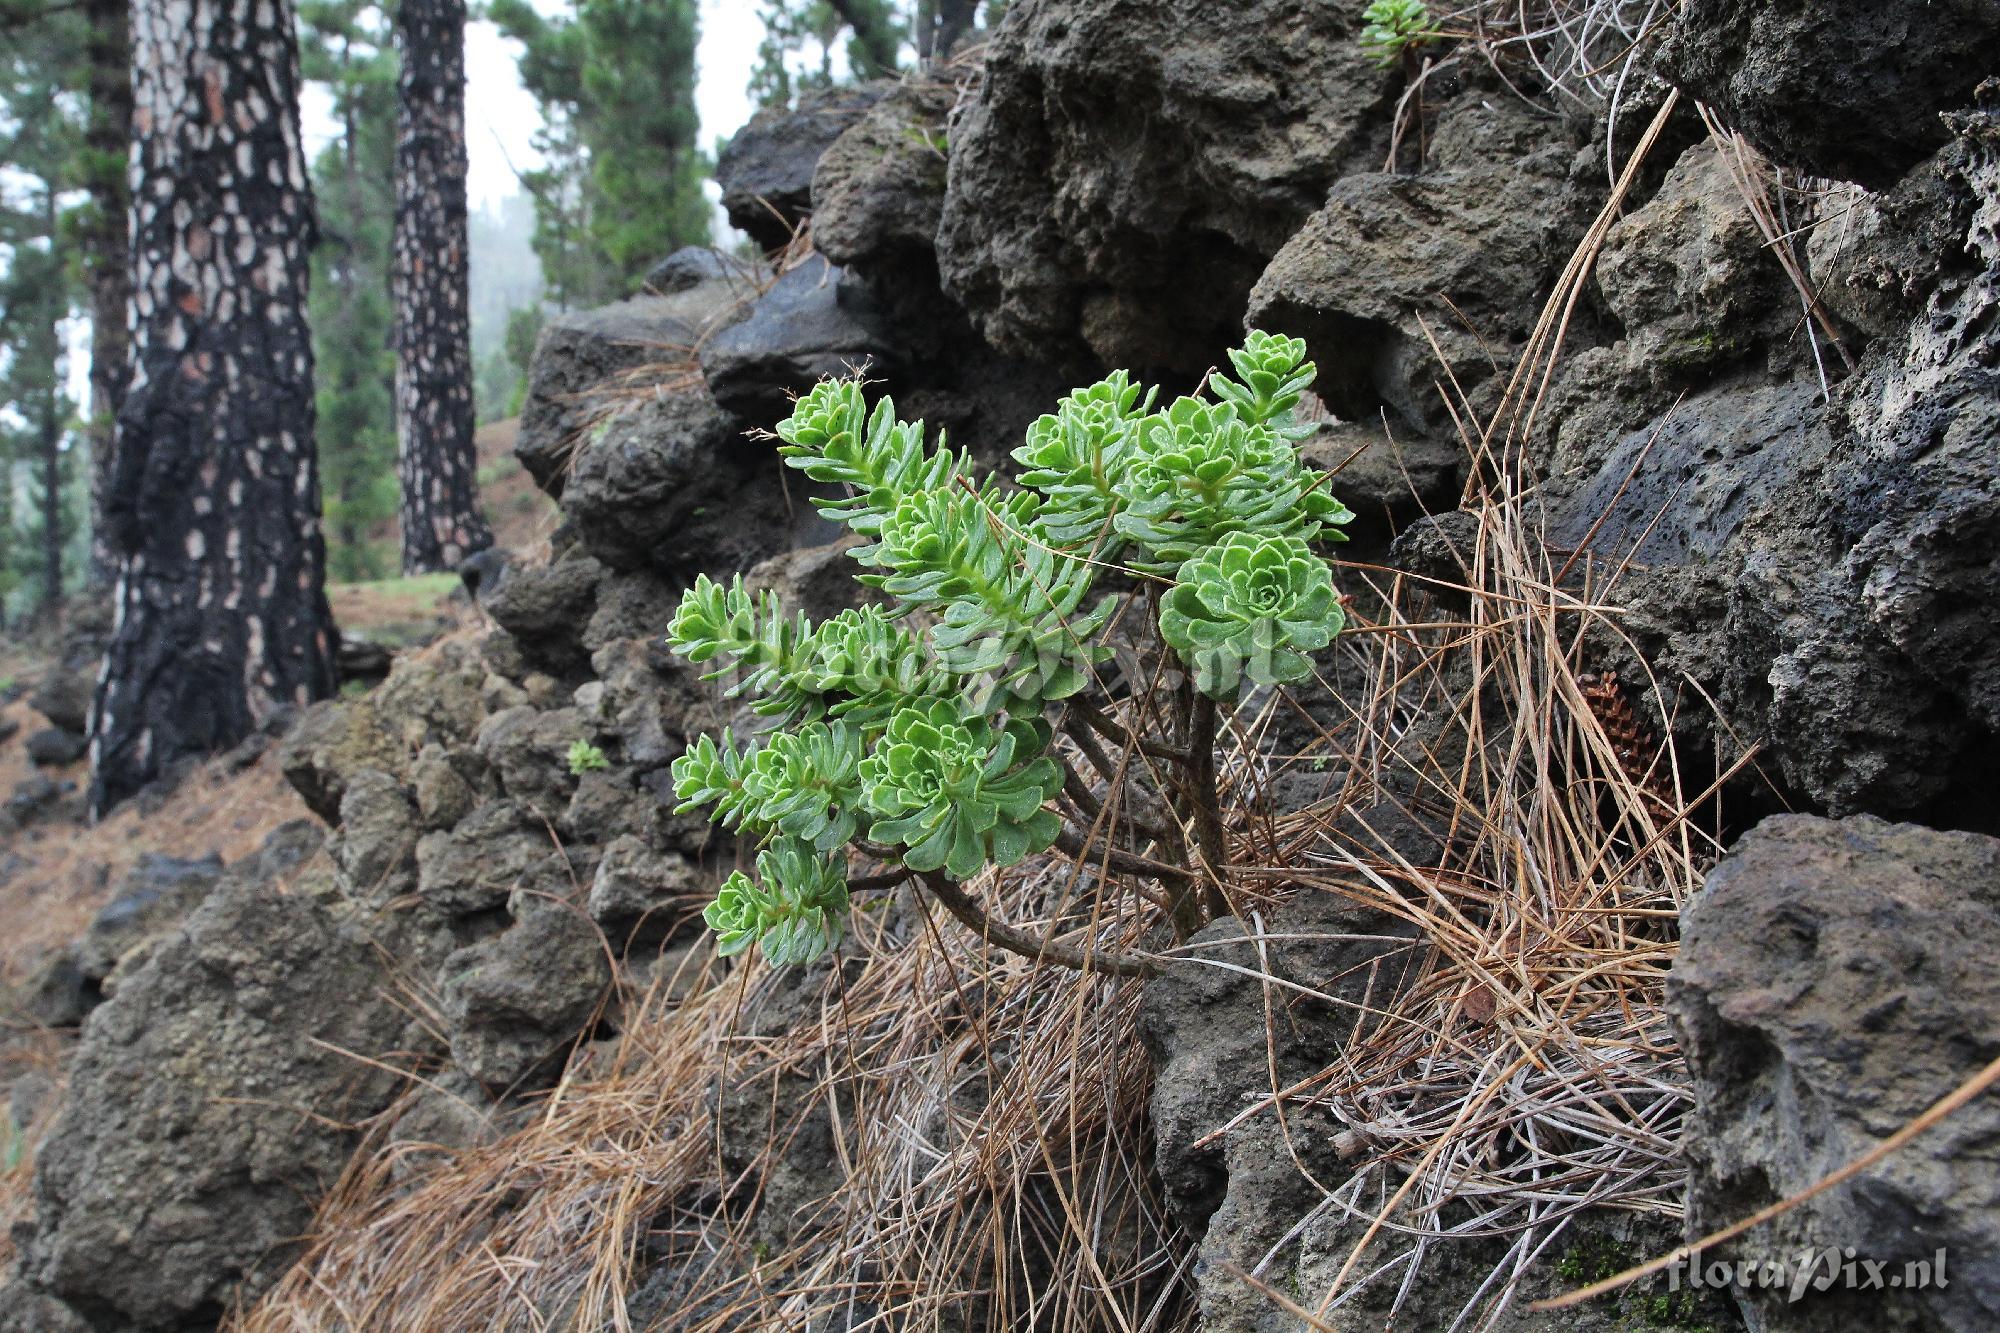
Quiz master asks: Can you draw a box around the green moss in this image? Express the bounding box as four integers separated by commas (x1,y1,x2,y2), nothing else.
1553,1235,1721,1332
1557,1235,1634,1284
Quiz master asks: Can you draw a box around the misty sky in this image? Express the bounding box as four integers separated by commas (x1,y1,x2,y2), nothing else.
305,0,767,214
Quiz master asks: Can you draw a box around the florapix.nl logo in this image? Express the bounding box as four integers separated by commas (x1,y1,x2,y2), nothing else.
1667,1246,1950,1303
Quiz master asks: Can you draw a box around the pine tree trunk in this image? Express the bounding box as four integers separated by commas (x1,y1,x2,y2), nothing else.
36,184,65,617
92,0,339,815
83,0,132,586
392,0,492,575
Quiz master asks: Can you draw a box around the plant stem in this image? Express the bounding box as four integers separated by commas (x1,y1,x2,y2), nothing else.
1058,753,1176,846
1072,699,1189,763
1053,826,1195,883
916,870,1156,978
1181,691,1231,921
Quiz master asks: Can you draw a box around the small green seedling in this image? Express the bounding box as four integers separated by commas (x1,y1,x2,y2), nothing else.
1360,0,1435,68
667,331,1352,973
567,739,610,775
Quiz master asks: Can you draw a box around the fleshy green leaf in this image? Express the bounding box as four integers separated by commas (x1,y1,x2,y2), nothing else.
1159,532,1345,698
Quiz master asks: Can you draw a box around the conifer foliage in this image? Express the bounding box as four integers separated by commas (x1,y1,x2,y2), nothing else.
301,0,400,582
490,0,710,305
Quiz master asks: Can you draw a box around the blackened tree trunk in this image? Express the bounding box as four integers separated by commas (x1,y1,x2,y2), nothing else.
38,185,64,613
82,0,131,585
92,0,338,815
392,0,491,574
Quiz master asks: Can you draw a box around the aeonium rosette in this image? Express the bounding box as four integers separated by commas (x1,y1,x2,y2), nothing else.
1159,532,1344,697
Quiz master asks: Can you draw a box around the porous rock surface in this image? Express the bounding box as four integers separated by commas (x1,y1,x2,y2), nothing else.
1657,0,2000,189
715,83,886,248
937,0,1393,374
513,279,747,495
1546,91,2000,822
3,824,420,1331
1670,815,2000,1331
1248,96,1588,432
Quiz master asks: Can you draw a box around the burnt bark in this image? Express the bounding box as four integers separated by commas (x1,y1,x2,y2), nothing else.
82,0,131,585
92,0,339,815
392,0,491,574
36,183,65,616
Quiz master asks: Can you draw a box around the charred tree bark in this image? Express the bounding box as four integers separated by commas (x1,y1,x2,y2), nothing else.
35,184,66,617
92,0,339,815
82,0,131,586
392,0,491,575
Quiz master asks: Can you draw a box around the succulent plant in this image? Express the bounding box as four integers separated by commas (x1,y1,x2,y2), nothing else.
1012,371,1155,546
666,331,1351,970
859,701,1063,878
1360,0,1435,69
704,837,852,967
672,721,865,852
1160,532,1345,696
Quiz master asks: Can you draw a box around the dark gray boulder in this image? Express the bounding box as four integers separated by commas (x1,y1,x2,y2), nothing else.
1550,95,2000,822
6,823,428,1330
1657,0,2000,189
811,80,955,273
584,635,727,775
742,535,875,623
415,799,557,918
515,283,746,495
1247,97,1585,434
440,907,611,1088
1138,892,1420,1330
479,551,604,675
715,84,886,249
280,694,409,824
1530,137,1809,479
1670,815,2000,1331
411,743,476,832
1298,421,1465,552
75,851,225,983
18,950,92,1029
561,378,836,577
1807,155,1977,342
937,0,1393,374
1,774,68,830
696,257,899,422
561,766,660,847
330,769,421,902
24,729,87,768
581,569,681,652
643,245,757,295
473,704,589,826
586,835,701,945
29,665,92,735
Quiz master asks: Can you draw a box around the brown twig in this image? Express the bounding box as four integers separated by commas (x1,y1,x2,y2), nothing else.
916,870,1157,978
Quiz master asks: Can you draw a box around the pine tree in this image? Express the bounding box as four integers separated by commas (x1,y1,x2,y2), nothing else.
393,0,491,573
77,0,131,586
748,1,992,109
491,0,709,306
302,0,400,583
94,0,338,812
0,5,85,621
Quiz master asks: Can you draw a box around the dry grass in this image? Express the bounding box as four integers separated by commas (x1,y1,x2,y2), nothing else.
0,721,306,995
